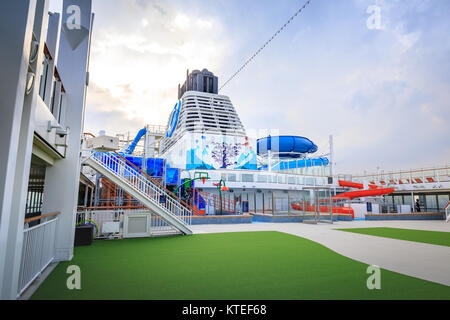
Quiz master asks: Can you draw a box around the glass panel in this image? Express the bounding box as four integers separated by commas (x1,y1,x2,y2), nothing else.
50,80,57,114
385,196,394,204
227,173,236,182
39,59,49,99
58,94,64,123
403,195,412,206
288,177,295,184
394,195,403,205
257,175,267,183
305,177,315,186
242,174,254,183
438,194,449,210
425,195,437,211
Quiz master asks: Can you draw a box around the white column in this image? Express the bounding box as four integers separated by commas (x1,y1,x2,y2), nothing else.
41,0,93,261
0,0,49,299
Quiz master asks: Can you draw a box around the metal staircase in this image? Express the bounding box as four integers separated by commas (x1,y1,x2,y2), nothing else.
83,151,193,235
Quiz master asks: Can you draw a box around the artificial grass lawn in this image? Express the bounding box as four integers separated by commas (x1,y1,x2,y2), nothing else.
31,231,450,300
337,227,450,247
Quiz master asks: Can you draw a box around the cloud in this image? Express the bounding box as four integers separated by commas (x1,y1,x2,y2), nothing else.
78,0,449,174
84,0,230,135
84,82,145,136
224,0,450,173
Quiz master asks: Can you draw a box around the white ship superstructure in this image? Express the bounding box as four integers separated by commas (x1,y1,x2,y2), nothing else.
160,91,246,154
160,69,256,171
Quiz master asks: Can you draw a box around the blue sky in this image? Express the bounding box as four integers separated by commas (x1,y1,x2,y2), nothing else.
50,0,450,173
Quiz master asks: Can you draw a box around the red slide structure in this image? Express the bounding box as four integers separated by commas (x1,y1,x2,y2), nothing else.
290,180,395,220
335,180,394,200
333,188,395,200
291,203,354,217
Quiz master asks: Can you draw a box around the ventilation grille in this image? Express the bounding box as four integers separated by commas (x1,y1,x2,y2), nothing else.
124,214,150,238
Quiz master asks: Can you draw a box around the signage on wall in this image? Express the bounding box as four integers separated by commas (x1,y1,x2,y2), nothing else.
166,100,181,138
62,1,91,50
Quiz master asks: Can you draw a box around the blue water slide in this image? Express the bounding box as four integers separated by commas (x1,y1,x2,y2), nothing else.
257,136,318,158
124,127,147,155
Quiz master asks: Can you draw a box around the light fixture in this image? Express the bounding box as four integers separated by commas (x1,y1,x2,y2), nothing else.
29,40,39,63
25,72,35,95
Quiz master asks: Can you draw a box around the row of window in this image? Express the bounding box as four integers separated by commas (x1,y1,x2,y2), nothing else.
212,172,327,186
38,50,65,126
385,193,450,212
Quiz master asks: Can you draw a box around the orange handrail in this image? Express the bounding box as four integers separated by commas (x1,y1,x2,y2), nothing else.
24,211,61,224
84,132,96,138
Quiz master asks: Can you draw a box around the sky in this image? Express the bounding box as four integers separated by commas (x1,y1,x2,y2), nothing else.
50,0,450,174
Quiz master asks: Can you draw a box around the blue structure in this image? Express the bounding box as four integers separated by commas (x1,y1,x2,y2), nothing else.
257,136,318,158
165,167,179,185
124,127,147,154
257,136,328,172
271,157,329,171
107,128,180,185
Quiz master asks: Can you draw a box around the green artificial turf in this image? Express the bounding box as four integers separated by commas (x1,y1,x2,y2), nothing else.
337,227,450,247
31,231,450,300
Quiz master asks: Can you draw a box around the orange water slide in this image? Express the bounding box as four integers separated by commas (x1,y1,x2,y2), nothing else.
291,203,354,219
333,188,395,200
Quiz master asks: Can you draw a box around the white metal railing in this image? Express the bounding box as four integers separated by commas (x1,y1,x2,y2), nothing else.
351,165,450,185
189,169,329,187
77,208,181,238
146,124,167,136
18,217,58,296
89,152,192,228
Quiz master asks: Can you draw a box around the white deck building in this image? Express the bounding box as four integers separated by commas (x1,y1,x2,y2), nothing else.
0,0,93,299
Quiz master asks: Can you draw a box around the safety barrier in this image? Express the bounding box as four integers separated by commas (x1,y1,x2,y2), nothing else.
77,208,181,237
18,213,60,296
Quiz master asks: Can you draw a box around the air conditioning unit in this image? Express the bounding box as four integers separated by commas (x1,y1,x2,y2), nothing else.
86,135,119,152
102,221,120,234
123,213,151,238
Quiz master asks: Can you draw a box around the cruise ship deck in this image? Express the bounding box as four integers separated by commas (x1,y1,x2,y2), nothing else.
0,0,449,306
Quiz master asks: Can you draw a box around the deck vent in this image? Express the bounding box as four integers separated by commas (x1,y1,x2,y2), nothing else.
124,213,151,238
